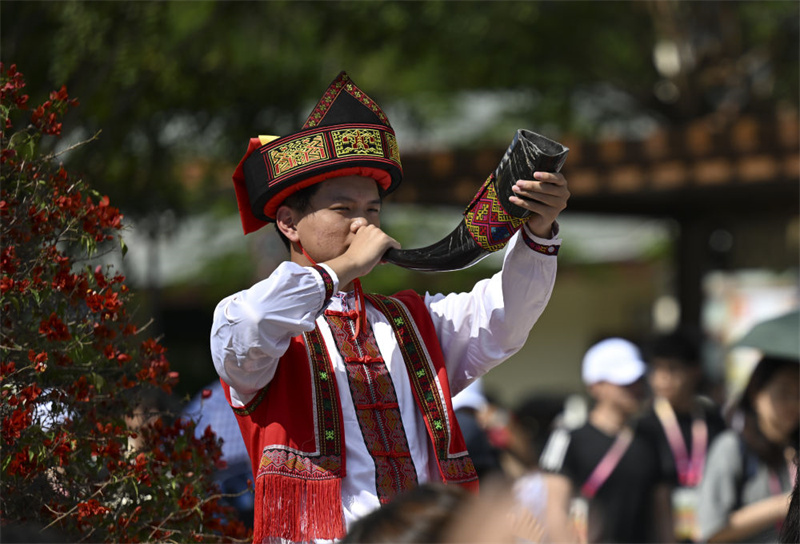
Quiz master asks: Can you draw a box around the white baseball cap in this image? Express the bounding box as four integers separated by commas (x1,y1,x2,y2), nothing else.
452,378,488,412
582,338,647,386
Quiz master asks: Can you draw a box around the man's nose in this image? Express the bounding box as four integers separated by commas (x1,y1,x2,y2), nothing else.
350,217,368,231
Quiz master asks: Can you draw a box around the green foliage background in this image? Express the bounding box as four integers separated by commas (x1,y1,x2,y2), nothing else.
3,1,797,397
3,1,797,220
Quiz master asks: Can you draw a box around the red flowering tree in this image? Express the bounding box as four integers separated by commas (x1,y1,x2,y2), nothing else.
0,64,250,542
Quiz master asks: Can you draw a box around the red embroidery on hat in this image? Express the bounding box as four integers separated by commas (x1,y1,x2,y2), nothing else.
332,128,383,156
303,73,389,129
270,134,330,176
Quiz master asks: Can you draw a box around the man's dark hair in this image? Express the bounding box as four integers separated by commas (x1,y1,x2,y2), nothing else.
643,327,704,368
274,184,322,250
342,483,469,543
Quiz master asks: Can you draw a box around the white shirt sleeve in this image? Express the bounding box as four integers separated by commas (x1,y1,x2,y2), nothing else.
209,261,339,402
425,225,559,394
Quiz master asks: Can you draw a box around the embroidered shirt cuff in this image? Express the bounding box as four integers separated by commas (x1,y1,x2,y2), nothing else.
310,264,338,307
521,223,561,256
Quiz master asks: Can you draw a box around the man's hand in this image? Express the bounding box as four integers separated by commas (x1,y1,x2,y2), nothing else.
326,219,400,290
509,171,570,239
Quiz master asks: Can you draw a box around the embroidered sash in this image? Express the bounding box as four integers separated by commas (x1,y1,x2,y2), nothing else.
324,309,418,504
367,293,479,487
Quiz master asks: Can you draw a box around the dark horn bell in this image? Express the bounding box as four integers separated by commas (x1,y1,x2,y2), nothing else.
383,130,569,272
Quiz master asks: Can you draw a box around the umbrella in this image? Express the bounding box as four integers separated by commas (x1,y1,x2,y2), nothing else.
735,309,800,361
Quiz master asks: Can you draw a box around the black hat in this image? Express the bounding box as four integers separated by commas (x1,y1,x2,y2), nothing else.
232,71,403,234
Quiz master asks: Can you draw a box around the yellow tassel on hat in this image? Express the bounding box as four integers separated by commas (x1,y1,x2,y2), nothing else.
258,135,280,146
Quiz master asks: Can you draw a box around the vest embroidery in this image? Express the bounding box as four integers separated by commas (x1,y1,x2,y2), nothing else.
325,309,418,504
255,326,344,480
246,292,478,518
367,294,478,484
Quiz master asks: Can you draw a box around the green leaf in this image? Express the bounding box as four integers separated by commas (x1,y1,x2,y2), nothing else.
120,237,128,258
2,454,12,473
8,131,39,161
92,373,106,392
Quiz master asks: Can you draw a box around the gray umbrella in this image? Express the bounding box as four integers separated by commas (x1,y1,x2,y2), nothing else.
735,309,800,361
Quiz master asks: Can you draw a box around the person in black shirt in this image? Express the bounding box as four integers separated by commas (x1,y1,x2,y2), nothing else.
540,338,672,543
637,328,727,542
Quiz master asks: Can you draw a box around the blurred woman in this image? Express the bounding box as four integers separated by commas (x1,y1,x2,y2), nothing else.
698,357,799,543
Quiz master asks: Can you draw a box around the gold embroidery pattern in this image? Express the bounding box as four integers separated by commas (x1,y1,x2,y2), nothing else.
344,83,389,125
302,74,389,129
385,133,401,166
269,134,329,176
304,74,350,129
332,128,384,157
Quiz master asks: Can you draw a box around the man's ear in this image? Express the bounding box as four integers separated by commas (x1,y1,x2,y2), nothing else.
275,206,300,243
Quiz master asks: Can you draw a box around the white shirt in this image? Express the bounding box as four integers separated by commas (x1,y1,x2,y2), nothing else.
210,225,560,531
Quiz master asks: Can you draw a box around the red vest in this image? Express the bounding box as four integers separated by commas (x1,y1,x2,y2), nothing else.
222,290,478,543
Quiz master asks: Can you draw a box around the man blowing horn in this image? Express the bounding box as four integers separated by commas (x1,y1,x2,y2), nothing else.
210,71,570,543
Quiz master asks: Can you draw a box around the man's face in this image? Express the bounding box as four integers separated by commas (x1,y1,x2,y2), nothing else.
292,175,382,263
593,378,647,417
648,357,699,404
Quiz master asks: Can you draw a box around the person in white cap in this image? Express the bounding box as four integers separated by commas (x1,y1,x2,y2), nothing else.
539,337,672,543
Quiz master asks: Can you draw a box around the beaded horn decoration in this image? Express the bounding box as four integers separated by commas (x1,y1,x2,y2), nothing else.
382,129,569,271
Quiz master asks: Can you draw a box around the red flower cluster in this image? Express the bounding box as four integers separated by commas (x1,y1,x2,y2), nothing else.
30,85,79,136
1,64,251,542
0,64,28,130
76,499,109,523
39,312,71,341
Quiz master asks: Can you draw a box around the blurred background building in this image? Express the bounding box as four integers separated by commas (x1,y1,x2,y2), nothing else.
3,0,797,407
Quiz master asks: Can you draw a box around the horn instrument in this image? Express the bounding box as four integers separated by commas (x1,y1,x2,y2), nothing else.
383,129,569,271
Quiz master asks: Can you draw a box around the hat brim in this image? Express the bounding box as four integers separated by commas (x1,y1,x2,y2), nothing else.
262,166,392,220
233,147,394,235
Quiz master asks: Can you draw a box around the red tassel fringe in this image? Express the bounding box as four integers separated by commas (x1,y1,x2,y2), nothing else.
253,474,346,543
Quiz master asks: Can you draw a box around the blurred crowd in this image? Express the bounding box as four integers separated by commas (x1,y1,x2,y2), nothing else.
185,311,798,544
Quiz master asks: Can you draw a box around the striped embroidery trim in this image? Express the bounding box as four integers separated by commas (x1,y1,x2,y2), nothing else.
304,326,343,457
312,265,335,305
521,228,560,256
231,386,269,417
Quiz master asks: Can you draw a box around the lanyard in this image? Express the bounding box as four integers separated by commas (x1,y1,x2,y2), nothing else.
769,458,797,532
581,426,634,499
654,397,708,487
768,458,798,495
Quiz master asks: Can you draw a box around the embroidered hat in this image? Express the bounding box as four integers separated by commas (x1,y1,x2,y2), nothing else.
232,71,403,234
582,338,647,386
